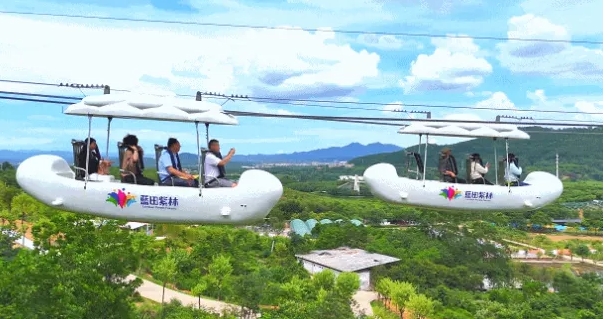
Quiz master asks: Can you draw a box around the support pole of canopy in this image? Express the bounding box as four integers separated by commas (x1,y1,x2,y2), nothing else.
195,121,203,197
493,137,498,185
418,134,422,155
422,134,429,187
205,123,210,144
105,117,112,159
505,138,510,193
84,114,92,189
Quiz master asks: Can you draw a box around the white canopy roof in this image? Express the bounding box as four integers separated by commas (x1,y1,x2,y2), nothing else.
398,121,530,139
64,93,238,125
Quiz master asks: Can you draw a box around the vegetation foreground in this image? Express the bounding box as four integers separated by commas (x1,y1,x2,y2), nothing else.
0,162,604,319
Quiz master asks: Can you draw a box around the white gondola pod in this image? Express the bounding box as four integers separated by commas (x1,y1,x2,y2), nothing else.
364,121,563,212
16,93,283,224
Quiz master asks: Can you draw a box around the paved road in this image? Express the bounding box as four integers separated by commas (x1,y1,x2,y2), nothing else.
13,235,374,316
126,274,239,314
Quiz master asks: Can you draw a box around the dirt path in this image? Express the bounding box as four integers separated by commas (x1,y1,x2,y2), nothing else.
503,239,603,267
528,234,603,242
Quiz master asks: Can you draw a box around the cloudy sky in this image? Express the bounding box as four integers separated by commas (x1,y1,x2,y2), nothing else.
0,0,604,155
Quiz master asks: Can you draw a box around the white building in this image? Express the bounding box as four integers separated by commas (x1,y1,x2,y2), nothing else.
121,222,153,235
295,247,400,290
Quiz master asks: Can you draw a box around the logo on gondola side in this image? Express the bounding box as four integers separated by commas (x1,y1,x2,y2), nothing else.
439,186,462,201
464,191,493,201
106,188,138,208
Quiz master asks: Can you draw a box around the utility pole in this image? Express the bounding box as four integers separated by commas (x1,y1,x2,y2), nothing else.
556,153,559,178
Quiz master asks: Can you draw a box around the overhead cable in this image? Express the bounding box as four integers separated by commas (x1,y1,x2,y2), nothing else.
0,94,603,129
0,79,604,116
0,10,602,45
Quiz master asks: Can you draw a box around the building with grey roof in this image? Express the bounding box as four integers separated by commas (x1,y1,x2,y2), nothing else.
295,247,400,290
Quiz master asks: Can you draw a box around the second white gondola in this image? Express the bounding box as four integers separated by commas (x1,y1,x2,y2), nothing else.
363,121,563,212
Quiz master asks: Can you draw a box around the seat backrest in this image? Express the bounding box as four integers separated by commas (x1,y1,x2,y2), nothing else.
71,139,86,179
404,151,424,179
449,154,458,175
200,148,208,176
117,142,127,169
438,154,458,181
465,158,473,183
118,142,145,171
413,153,424,175
154,144,167,183
497,157,506,185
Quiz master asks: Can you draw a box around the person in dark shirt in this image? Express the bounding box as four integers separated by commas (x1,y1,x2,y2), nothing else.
438,147,466,184
77,137,101,175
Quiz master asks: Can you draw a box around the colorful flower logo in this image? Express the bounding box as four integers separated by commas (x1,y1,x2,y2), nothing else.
439,186,462,201
106,188,137,208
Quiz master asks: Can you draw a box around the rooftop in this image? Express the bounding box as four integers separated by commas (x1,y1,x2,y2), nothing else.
296,247,400,272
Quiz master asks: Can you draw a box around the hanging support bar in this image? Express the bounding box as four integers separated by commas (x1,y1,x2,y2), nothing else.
505,138,510,193
84,114,93,190
493,137,498,185
195,121,203,197
422,134,429,187
105,117,113,159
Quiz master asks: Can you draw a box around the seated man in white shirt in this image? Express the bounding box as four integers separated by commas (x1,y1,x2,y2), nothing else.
203,139,237,188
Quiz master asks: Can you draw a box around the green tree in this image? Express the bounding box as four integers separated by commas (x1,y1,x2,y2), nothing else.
390,281,416,318
191,276,208,310
10,193,40,245
153,254,178,304
205,254,233,300
574,244,591,261
334,272,360,300
405,293,434,319
312,269,335,292
375,277,394,306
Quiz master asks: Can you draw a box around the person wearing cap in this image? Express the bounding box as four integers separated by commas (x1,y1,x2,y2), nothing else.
438,147,466,183
470,153,493,184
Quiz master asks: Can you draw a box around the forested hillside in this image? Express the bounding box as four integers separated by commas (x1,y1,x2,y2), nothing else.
0,162,604,318
349,127,603,181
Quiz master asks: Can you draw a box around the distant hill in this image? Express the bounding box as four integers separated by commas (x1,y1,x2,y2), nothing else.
349,127,603,181
0,142,402,167
231,142,403,163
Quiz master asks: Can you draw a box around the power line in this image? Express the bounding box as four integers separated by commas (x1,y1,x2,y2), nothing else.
0,90,604,126
0,94,603,131
0,10,603,45
0,79,604,116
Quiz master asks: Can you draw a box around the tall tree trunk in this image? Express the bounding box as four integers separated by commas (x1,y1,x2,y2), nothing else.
162,283,166,304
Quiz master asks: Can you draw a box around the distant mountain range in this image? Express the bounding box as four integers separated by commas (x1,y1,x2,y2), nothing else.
0,142,403,166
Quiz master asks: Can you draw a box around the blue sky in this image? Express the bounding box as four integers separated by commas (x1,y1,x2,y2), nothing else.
0,0,604,155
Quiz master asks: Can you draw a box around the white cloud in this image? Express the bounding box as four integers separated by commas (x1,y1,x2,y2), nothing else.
496,14,602,80
525,89,602,123
355,34,421,50
441,92,516,123
399,36,492,93
0,15,381,103
26,114,60,121
519,0,603,36
0,137,56,148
